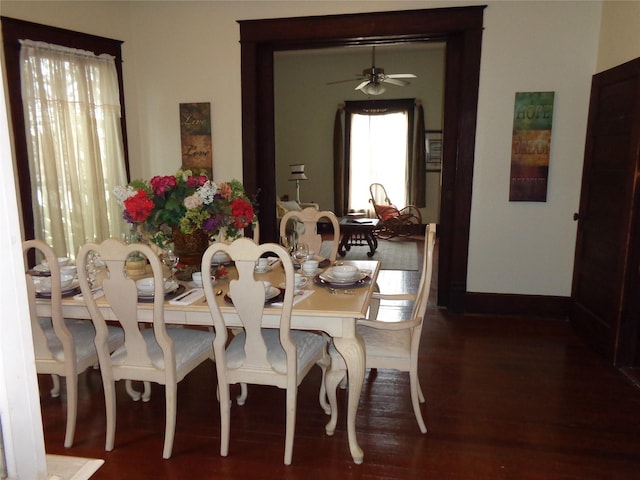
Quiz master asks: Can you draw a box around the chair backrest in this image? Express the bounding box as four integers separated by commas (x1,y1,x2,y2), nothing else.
202,238,296,382
23,239,74,365
369,183,400,221
359,223,436,332
411,224,437,325
280,207,340,261
251,220,260,245
77,239,169,376
369,182,392,207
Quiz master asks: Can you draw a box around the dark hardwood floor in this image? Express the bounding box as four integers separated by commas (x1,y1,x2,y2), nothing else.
38,238,640,479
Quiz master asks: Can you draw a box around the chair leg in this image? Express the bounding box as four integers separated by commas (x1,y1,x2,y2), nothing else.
219,384,231,457
125,380,141,401
409,369,427,434
316,352,331,415
63,374,78,448
283,388,297,465
125,380,152,402
142,381,152,402
237,383,247,406
324,366,346,436
417,376,425,403
50,374,61,398
103,378,116,452
163,382,177,459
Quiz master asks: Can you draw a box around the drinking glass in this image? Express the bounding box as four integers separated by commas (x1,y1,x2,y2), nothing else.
86,250,101,288
280,233,296,256
162,248,178,282
292,242,309,269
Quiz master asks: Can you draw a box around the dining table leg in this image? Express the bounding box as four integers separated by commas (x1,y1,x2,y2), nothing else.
332,332,366,464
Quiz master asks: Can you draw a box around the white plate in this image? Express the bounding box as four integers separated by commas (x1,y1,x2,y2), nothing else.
35,278,80,294
265,286,281,301
319,270,367,285
186,279,216,289
33,264,50,273
137,280,179,298
278,282,305,295
211,252,231,265
225,286,282,305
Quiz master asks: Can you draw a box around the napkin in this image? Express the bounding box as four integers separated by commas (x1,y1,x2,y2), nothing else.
267,257,281,268
73,288,104,301
169,288,205,306
270,289,314,307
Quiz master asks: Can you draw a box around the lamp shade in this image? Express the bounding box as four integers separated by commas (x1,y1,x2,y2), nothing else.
361,83,386,96
289,164,308,181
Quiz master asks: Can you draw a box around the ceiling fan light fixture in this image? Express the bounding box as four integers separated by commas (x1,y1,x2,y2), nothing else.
361,83,386,96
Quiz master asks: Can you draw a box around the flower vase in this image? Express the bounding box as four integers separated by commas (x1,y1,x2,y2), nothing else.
125,259,147,278
172,227,209,267
212,226,243,244
124,224,148,277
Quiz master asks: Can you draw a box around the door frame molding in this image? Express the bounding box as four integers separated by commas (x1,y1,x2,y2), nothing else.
238,6,485,311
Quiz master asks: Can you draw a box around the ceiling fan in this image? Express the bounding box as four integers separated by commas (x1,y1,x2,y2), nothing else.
327,46,417,96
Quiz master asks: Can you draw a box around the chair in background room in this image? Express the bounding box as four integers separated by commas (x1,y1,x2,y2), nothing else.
77,239,215,459
280,207,341,261
369,182,422,238
201,238,329,465
324,223,436,435
23,239,125,448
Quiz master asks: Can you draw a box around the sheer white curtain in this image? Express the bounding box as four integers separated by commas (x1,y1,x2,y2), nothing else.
20,40,127,258
348,112,408,213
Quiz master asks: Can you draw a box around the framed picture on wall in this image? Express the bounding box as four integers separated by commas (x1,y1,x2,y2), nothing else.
180,102,213,176
426,130,443,169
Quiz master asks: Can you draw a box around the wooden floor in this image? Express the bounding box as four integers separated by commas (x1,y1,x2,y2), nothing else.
39,239,640,479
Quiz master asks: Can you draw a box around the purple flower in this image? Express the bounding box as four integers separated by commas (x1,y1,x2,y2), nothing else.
202,214,223,233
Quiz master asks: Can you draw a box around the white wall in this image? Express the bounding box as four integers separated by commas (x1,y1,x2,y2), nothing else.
2,0,604,298
597,0,640,72
467,1,601,296
0,48,48,479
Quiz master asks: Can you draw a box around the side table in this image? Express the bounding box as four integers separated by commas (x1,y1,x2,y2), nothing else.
338,217,381,257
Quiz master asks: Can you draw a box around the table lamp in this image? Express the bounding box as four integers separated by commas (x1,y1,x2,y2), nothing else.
288,164,308,203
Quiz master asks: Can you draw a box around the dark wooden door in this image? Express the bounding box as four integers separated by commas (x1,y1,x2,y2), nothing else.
571,57,640,367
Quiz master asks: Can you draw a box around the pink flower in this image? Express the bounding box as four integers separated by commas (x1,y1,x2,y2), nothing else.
150,175,177,196
184,194,203,210
219,182,232,200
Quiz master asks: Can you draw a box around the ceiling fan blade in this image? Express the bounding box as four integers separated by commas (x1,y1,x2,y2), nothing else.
355,80,372,91
386,73,417,79
382,78,410,87
327,75,366,85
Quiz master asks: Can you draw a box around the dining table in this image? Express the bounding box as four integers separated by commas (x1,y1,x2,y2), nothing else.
35,258,380,464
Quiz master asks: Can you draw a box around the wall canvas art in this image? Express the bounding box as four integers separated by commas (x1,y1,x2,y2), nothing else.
509,92,554,202
180,102,212,176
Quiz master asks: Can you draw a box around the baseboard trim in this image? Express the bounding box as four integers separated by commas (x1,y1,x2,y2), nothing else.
464,292,571,318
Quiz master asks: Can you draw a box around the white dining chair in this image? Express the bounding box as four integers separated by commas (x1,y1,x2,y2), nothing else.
251,219,260,244
280,207,341,261
325,223,436,435
23,239,125,448
77,238,215,459
201,238,329,465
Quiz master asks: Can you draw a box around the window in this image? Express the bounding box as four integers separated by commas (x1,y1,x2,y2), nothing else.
2,17,130,257
348,111,409,212
344,99,415,216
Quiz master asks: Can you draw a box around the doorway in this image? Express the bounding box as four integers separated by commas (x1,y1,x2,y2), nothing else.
238,6,485,311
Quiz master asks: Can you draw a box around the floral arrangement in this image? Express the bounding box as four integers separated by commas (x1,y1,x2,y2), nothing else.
114,168,255,247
